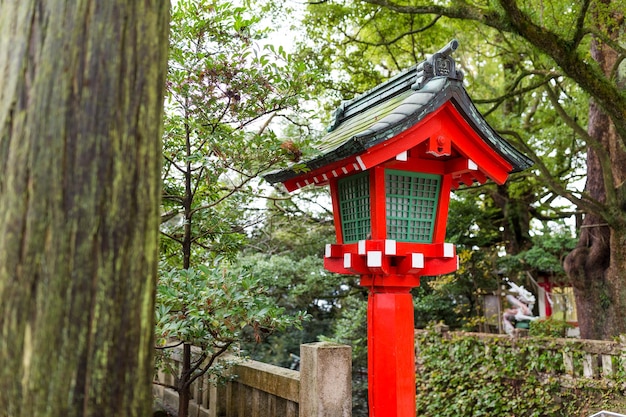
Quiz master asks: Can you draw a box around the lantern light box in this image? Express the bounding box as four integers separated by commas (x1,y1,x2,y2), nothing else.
264,40,532,417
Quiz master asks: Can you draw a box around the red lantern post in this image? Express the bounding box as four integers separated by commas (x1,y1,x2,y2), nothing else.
264,40,532,417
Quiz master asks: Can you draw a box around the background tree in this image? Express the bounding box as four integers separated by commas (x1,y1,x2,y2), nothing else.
236,192,350,367
300,0,626,339
161,0,314,269
155,2,314,416
0,1,169,416
154,264,306,417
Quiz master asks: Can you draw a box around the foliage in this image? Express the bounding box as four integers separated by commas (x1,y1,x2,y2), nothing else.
297,0,457,109
245,186,336,259
155,1,316,415
232,183,344,365
530,318,574,338
415,327,624,417
155,262,307,361
413,281,465,329
234,253,354,366
446,192,503,249
497,224,577,279
154,261,308,416
161,0,316,267
237,194,371,413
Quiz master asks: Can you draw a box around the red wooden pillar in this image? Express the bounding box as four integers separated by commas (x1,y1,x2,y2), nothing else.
365,277,417,417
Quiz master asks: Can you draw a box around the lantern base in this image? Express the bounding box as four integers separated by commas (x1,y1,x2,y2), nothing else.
325,239,458,277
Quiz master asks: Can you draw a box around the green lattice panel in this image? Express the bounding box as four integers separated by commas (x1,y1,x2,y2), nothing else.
386,170,441,243
338,172,371,243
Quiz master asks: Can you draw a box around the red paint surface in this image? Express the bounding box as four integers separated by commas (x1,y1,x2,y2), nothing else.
367,287,416,417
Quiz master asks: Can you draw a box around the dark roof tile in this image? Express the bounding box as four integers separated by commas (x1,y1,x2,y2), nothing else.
264,41,532,185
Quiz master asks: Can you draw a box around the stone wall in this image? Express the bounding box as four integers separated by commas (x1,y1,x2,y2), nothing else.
154,342,352,417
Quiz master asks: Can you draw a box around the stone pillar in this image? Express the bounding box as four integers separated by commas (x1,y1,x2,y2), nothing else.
300,342,352,417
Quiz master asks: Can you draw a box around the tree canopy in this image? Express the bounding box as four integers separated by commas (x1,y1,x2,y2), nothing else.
154,2,316,415
297,0,626,340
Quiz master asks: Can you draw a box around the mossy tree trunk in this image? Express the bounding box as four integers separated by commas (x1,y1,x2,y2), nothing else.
0,1,169,416
565,30,626,339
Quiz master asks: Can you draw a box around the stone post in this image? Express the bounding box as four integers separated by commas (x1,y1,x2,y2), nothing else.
300,342,352,417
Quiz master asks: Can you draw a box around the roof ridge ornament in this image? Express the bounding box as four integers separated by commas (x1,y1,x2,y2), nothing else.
412,39,464,91
327,40,464,132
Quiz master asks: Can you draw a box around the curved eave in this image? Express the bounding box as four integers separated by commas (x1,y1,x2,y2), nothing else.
264,78,532,187
449,88,533,174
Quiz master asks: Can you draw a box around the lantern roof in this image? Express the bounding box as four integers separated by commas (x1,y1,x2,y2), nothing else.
264,40,533,191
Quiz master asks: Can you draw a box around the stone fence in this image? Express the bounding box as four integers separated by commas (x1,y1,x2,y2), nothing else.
155,329,626,417
416,326,626,388
153,342,352,417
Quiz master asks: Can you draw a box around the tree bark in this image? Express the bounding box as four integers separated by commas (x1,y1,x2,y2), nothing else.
492,185,532,255
564,29,626,339
0,1,169,416
564,122,612,338
178,343,192,417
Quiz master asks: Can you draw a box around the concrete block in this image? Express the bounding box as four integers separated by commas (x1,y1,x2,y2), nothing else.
300,342,352,417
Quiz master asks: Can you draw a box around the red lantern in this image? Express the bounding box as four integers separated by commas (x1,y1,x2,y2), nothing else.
264,40,532,417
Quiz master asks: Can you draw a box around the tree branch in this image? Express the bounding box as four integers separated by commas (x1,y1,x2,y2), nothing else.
359,0,503,28
496,0,626,141
160,230,184,245
164,154,187,175
359,0,626,143
499,129,607,216
475,71,559,117
155,340,185,350
160,210,180,224
571,0,591,48
543,83,617,207
152,380,178,391
344,15,441,48
186,343,232,388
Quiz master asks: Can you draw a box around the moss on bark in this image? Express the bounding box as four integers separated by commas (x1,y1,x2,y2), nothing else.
0,1,169,416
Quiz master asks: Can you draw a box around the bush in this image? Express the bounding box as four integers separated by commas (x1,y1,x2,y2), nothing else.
415,327,621,417
529,318,574,338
